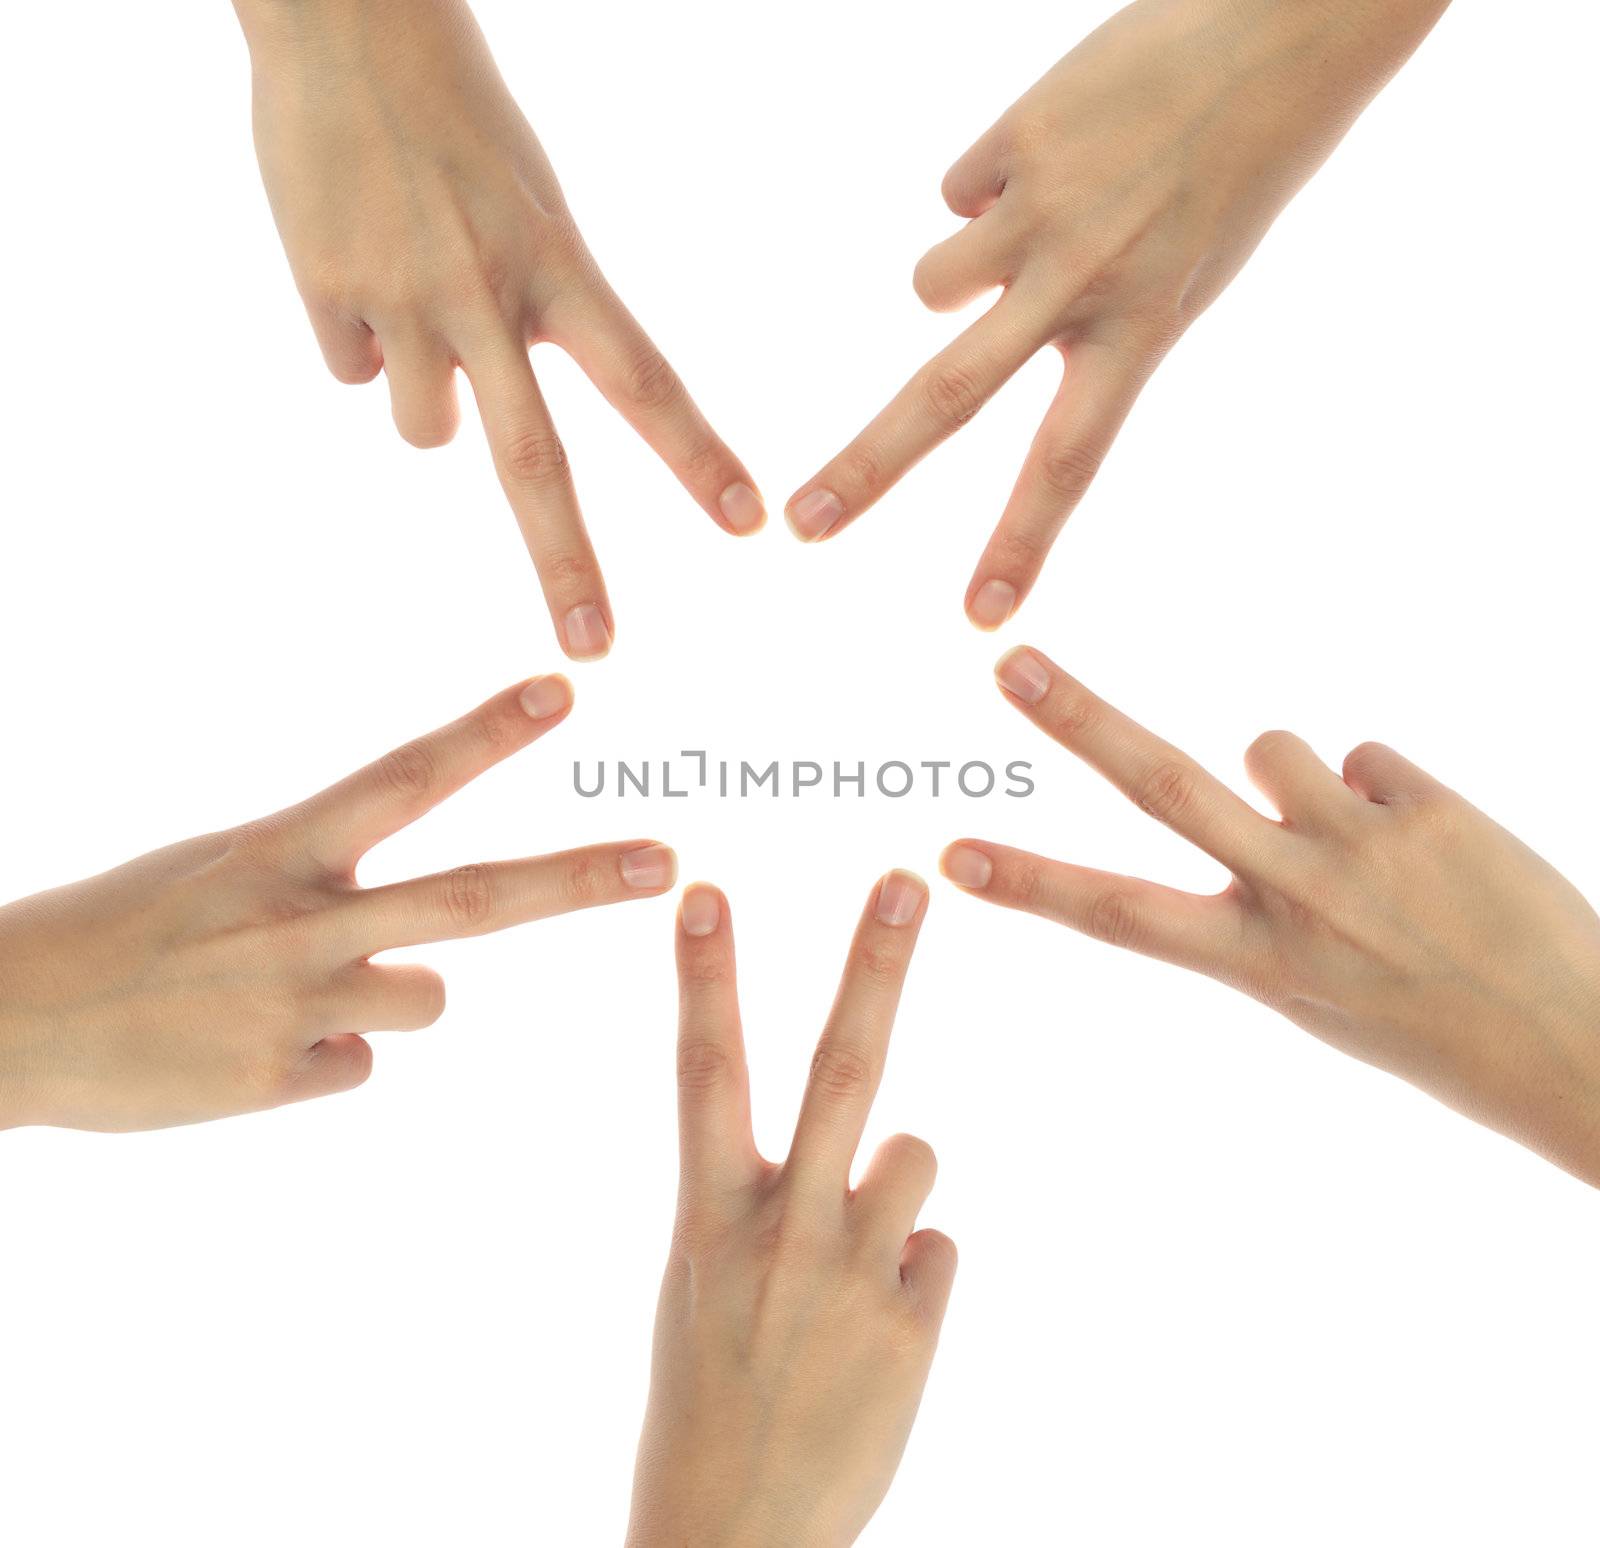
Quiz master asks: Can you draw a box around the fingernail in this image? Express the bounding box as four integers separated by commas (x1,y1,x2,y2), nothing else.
518,674,572,720
563,604,612,660
875,869,926,927
620,844,677,891
787,488,844,542
968,579,1017,631
681,883,721,936
996,647,1050,705
719,482,766,535
941,844,993,890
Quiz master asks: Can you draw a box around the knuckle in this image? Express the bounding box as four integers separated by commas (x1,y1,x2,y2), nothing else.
226,817,285,864
678,952,731,990
538,550,595,594
377,740,439,804
1051,685,1099,741
561,851,607,908
889,1132,937,1180
253,1038,318,1105
341,1037,377,1089
1004,859,1044,910
1075,265,1125,305
922,361,985,429
1342,741,1390,782
1276,875,1333,938
468,699,525,760
670,1200,732,1261
1392,787,1455,836
1037,441,1104,504
467,253,516,308
887,1301,935,1357
1085,887,1144,950
991,525,1048,570
1247,729,1297,768
440,863,494,929
288,1033,376,1099
808,1038,875,1099
410,972,448,1027
1135,759,1198,826
1345,818,1394,867
254,1055,298,1106
304,262,360,304
257,885,337,935
678,437,728,483
433,248,520,318
676,1038,735,1094
624,347,686,411
330,358,378,386
500,429,569,486
840,441,886,500
1120,304,1184,360
534,214,588,269
853,939,905,987
751,1206,819,1266
1004,109,1054,161
1229,946,1286,1007
245,915,329,983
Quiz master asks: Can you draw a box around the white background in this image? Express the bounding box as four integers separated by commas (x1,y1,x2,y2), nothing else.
1,2,1597,1543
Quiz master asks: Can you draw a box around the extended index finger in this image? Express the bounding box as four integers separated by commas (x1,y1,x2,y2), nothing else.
674,883,759,1195
996,646,1283,874
784,296,1048,542
283,676,573,873
330,839,677,954
787,871,928,1192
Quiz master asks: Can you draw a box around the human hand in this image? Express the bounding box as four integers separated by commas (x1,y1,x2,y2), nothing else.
787,0,1449,626
627,874,956,1548
943,646,1600,1186
232,0,763,659
0,677,676,1132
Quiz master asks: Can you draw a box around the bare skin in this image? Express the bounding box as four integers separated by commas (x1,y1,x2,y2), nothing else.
944,647,1600,1187
0,677,676,1131
787,0,1452,627
231,0,764,659
628,874,956,1548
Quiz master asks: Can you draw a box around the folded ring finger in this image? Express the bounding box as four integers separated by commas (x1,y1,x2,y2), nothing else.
912,207,1022,313
323,963,448,1034
379,326,461,448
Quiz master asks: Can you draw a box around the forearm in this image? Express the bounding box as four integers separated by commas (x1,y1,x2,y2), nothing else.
1147,0,1457,197
230,0,469,55
1235,0,1454,100
0,1006,43,1131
